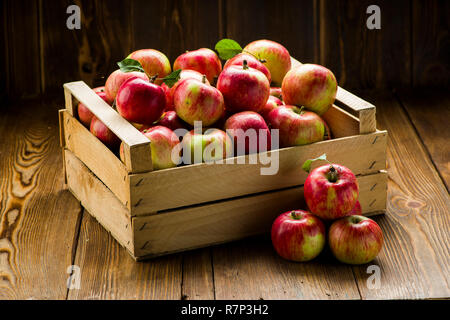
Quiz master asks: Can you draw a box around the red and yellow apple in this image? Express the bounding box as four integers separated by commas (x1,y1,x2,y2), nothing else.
259,95,283,122
282,64,337,115
173,48,222,84
181,129,232,164
140,126,180,170
271,210,326,262
90,115,121,150
304,164,359,220
329,215,383,264
127,49,171,84
269,87,283,100
224,53,271,83
104,69,149,104
153,110,190,132
78,86,109,127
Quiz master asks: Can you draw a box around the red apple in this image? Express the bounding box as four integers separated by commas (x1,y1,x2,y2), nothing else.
104,69,149,104
173,77,225,127
282,64,337,115
224,53,271,83
162,69,210,111
319,117,332,140
269,87,283,100
173,48,222,84
127,49,171,84
90,115,121,150
259,95,283,122
304,164,359,220
244,40,291,86
154,111,190,131
78,87,109,127
216,61,270,114
271,210,326,262
181,129,232,164
329,215,383,264
266,105,324,147
224,111,271,156
347,200,362,216
140,126,180,170
116,77,166,125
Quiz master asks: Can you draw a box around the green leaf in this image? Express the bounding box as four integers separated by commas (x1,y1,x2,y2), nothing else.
162,69,182,88
215,39,243,60
302,153,328,173
117,58,146,74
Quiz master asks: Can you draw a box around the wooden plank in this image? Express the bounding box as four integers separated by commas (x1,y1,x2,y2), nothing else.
40,0,133,93
67,213,182,300
129,131,387,214
398,89,450,191
322,104,360,138
0,0,7,101
4,0,41,99
319,0,411,89
181,249,215,300
412,0,450,88
131,0,221,63
225,0,318,64
64,149,134,254
0,100,82,299
351,92,450,299
133,172,386,258
62,110,131,208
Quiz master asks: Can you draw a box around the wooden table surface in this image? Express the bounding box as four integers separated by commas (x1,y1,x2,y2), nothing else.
0,89,448,300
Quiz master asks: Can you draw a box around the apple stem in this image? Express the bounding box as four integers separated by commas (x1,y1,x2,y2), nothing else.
242,49,265,63
243,60,249,70
202,75,207,84
290,211,300,220
327,165,339,182
149,74,159,83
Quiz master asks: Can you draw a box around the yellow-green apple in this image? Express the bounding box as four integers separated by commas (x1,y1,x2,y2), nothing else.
104,69,149,104
162,69,210,111
271,210,326,262
243,40,291,86
217,60,270,114
78,86,109,127
282,64,337,115
116,77,166,125
266,105,324,147
90,115,121,150
127,49,171,84
224,53,271,83
269,87,283,100
259,95,283,122
181,129,232,164
140,126,180,170
173,48,222,84
173,77,225,127
328,215,383,264
304,164,359,220
224,111,271,156
290,56,302,69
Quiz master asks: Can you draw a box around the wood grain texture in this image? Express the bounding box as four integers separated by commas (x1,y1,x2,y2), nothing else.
225,0,319,63
131,0,221,64
412,0,450,88
67,213,182,300
181,249,215,300
0,100,82,299
40,0,133,93
319,0,411,89
398,89,450,191
1,0,7,101
350,92,450,299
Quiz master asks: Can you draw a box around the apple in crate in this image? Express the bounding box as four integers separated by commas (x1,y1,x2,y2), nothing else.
173,77,224,127
243,40,291,86
127,49,171,84
266,105,324,147
181,129,232,164
271,210,326,262
173,48,222,84
259,95,283,122
329,215,383,264
269,87,283,100
224,53,271,83
104,69,149,104
141,126,180,170
224,111,271,156
217,60,270,114
282,64,337,115
116,77,166,125
78,86,109,127
90,116,121,151
154,111,190,132
304,163,359,220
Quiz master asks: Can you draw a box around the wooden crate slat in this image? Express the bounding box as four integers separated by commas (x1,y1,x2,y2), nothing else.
133,171,387,259
129,130,387,215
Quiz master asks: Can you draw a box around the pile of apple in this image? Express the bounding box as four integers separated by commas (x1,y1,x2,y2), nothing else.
271,155,383,264
77,39,337,169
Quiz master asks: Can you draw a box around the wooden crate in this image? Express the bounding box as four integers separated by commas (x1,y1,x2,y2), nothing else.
59,81,388,261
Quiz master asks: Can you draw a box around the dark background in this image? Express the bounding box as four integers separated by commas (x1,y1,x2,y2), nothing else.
1,0,449,102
